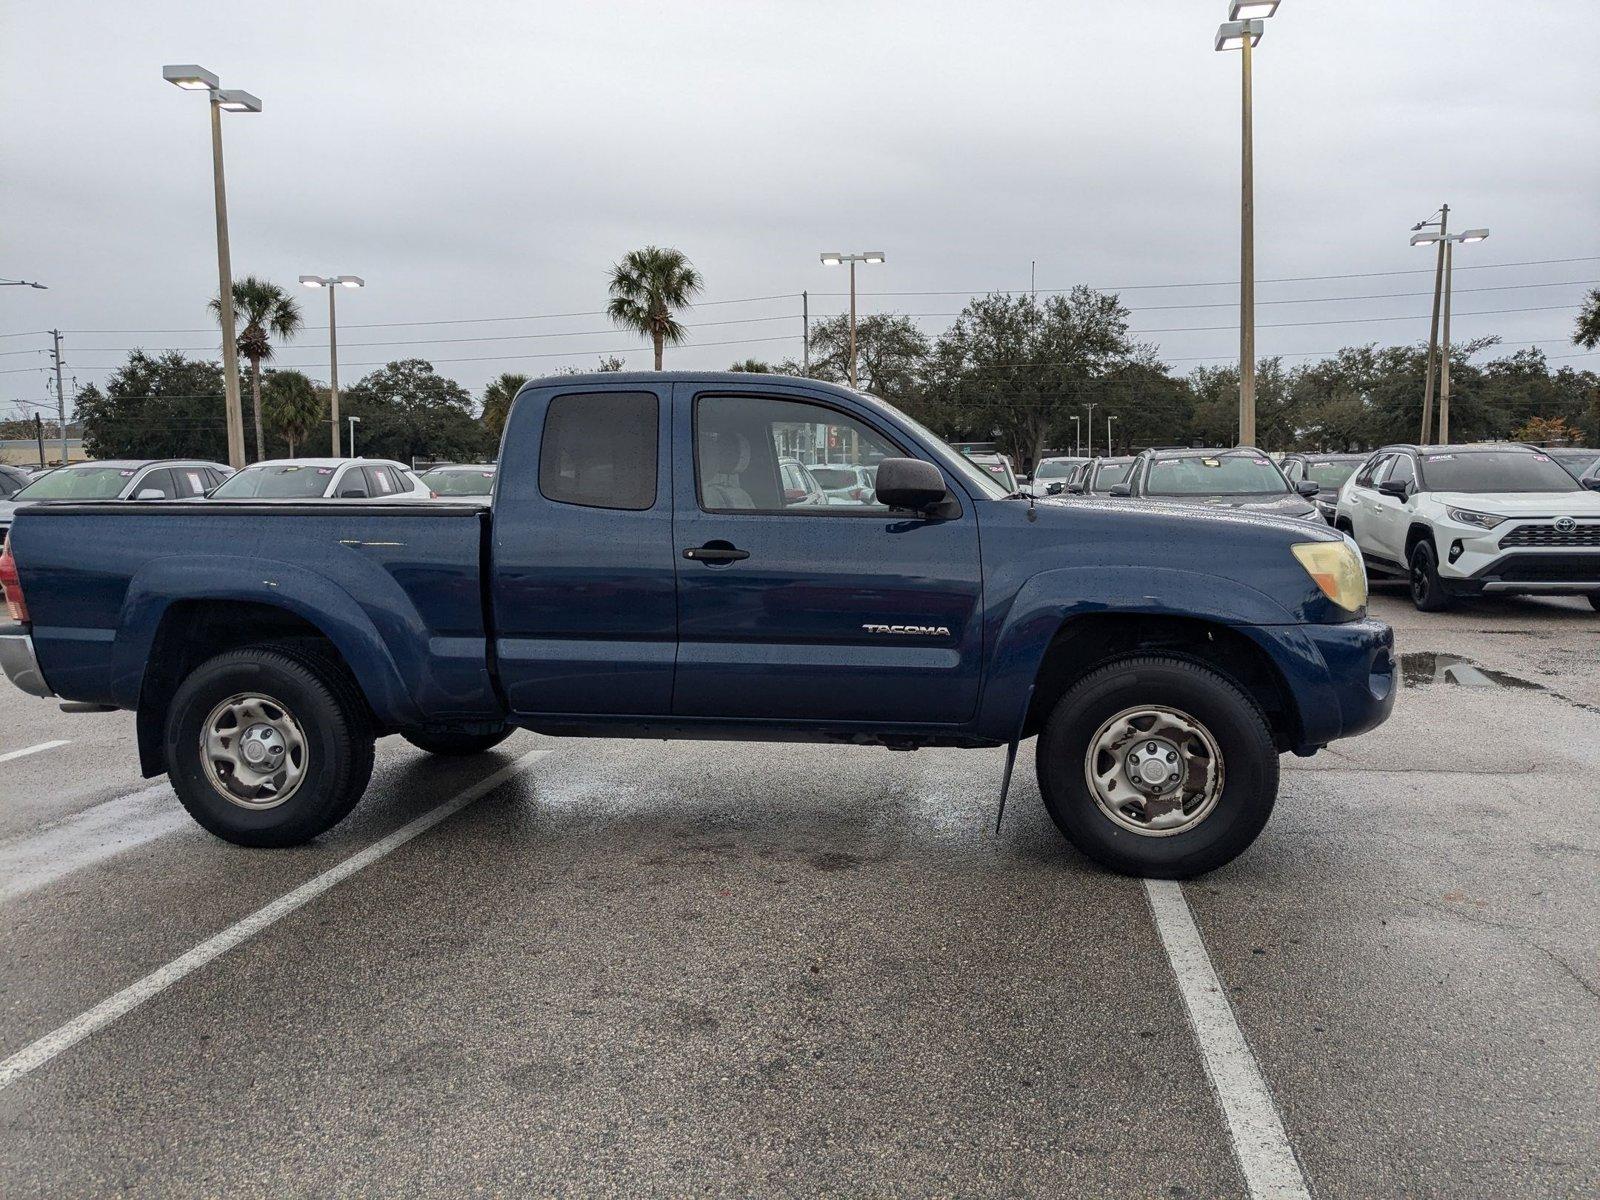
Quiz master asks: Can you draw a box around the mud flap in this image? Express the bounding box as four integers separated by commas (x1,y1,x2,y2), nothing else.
995,684,1035,834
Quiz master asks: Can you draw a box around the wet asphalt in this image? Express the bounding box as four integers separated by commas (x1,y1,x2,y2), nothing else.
0,589,1596,1198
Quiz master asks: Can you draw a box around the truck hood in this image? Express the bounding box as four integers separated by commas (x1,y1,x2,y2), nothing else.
1428,491,1600,517
1036,494,1340,541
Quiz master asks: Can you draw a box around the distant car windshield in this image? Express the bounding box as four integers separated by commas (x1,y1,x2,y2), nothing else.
1420,450,1579,493
0,468,27,498
420,469,495,496
1304,460,1360,488
1547,449,1600,478
1145,454,1288,497
1035,460,1079,479
809,468,858,489
1091,461,1133,491
14,466,136,500
213,464,337,498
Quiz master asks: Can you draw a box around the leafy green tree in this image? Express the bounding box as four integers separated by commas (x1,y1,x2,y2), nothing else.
210,276,303,461
75,351,229,460
341,359,489,464
1575,288,1600,350
801,314,930,407
606,247,703,369
926,290,1139,468
262,370,324,457
480,373,529,442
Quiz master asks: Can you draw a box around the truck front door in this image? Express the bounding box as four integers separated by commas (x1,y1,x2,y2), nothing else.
670,385,984,726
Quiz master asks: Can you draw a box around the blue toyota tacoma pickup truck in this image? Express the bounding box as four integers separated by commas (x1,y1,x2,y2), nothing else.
0,373,1394,877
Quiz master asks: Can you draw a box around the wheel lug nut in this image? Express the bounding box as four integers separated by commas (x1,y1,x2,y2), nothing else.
1165,751,1176,763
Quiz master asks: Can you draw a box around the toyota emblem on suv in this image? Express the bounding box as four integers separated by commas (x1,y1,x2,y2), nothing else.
1555,517,1577,533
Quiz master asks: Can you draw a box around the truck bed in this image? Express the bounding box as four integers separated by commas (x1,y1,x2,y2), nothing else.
8,501,498,726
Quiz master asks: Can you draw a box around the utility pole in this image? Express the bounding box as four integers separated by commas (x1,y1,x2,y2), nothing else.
1238,26,1256,447
50,330,68,465
1418,203,1448,443
802,290,810,375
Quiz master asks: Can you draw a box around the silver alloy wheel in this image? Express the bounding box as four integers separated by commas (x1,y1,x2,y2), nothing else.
1083,704,1224,837
200,692,309,810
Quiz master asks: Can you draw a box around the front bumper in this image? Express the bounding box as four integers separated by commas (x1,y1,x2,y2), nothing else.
1435,520,1600,595
0,629,54,698
1245,617,1395,753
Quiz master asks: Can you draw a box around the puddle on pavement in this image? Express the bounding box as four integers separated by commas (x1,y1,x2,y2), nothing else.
1399,651,1598,713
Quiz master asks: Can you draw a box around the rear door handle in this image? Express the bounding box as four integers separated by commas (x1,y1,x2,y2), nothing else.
683,544,750,563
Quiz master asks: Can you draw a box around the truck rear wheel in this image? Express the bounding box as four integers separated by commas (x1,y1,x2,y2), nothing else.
1035,655,1278,879
165,644,375,847
402,727,514,756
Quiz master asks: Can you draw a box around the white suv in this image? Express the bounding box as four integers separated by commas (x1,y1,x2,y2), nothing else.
1334,443,1600,612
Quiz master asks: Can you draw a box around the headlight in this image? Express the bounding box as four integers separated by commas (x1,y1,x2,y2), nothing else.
1291,540,1367,613
1445,506,1507,530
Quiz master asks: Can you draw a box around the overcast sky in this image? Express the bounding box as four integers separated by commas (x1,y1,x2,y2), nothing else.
4,0,1598,419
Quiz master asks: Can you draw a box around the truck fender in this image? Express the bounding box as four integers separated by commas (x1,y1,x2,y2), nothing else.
111,554,424,729
974,565,1298,742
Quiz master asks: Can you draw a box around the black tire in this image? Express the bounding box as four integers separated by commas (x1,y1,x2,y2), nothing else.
1588,593,1600,613
165,643,376,847
1034,655,1279,879
1408,538,1452,612
402,727,514,757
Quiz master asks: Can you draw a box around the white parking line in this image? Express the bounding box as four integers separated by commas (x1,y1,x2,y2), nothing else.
1144,879,1311,1200
0,739,70,765
0,746,552,1093
0,783,187,903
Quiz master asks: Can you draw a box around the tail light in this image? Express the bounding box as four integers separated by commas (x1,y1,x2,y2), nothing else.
0,534,27,624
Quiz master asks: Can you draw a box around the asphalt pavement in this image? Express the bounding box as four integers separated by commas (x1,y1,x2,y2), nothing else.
0,589,1596,1198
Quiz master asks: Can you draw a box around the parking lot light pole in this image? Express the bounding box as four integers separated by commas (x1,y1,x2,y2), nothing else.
1085,402,1098,458
347,415,361,458
1410,205,1450,443
1410,226,1488,444
1106,414,1117,455
163,65,260,470
1215,4,1277,448
300,275,365,455
819,251,885,388
1070,415,1081,457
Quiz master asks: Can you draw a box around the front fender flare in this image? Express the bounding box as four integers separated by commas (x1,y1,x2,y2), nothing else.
974,565,1299,741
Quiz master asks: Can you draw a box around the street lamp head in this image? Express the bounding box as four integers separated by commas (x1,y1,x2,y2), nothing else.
863,252,886,264
1214,19,1264,50
820,253,843,266
335,275,365,288
215,89,262,113
299,275,329,288
1458,229,1489,243
1229,0,1280,19
162,64,218,90
1410,232,1443,246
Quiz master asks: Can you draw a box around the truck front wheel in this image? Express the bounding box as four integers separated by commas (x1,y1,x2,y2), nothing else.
165,644,375,847
402,727,514,756
1035,655,1278,879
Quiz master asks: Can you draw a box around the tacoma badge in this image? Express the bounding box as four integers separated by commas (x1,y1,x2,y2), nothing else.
863,623,952,636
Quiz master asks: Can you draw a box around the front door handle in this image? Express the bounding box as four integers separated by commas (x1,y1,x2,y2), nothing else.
683,543,750,563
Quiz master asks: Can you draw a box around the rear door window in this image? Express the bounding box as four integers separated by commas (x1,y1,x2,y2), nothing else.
173,468,209,497
540,392,658,510
363,465,399,496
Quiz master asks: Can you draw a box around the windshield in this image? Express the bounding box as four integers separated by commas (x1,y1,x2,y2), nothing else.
1144,454,1289,497
809,468,858,489
1547,449,1600,477
421,469,495,496
1035,460,1080,479
15,466,136,501
1420,450,1579,494
0,469,27,498
869,401,1012,499
213,464,338,498
1091,461,1133,491
1305,460,1360,488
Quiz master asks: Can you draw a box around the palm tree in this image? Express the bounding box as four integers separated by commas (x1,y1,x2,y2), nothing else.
263,370,325,457
211,276,303,460
480,372,529,442
606,247,703,370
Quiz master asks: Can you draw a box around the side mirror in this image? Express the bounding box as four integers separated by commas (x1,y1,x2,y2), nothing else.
1584,478,1600,491
1066,482,1085,494
339,488,369,499
1377,479,1410,499
1046,482,1065,495
134,488,166,501
1296,480,1321,497
1107,483,1133,498
874,457,947,512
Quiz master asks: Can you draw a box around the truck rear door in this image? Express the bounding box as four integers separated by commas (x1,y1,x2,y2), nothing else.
490,382,676,715
669,383,983,726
